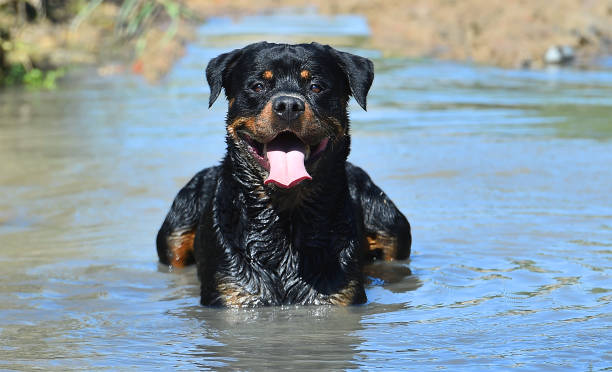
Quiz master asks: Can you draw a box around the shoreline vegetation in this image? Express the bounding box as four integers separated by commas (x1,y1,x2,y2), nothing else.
1,0,611,88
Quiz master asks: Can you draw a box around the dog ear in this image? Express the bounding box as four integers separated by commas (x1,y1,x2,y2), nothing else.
331,49,374,111
205,48,243,108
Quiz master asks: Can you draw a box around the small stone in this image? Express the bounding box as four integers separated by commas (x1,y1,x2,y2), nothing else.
519,59,532,69
544,45,575,65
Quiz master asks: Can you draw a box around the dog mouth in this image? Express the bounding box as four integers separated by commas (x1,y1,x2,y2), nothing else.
239,131,329,188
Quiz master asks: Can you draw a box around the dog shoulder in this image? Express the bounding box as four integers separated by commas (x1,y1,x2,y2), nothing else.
168,166,221,220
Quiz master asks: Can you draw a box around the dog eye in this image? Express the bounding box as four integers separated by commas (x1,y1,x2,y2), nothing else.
251,83,265,93
309,84,323,93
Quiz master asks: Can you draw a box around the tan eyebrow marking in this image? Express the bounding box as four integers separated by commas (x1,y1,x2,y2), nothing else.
300,70,310,79
263,70,273,80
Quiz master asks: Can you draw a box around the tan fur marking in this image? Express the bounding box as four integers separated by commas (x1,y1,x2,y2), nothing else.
228,98,235,108
366,233,399,261
216,279,259,307
227,102,277,142
263,70,273,80
226,121,238,142
228,116,257,138
302,102,315,124
326,116,345,137
257,101,275,131
300,70,310,79
255,185,268,200
167,230,195,268
329,280,361,305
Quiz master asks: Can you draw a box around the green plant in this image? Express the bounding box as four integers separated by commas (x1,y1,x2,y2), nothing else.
3,63,27,85
1,63,65,88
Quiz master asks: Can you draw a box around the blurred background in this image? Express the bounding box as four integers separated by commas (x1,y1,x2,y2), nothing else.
0,1,611,370
1,0,611,85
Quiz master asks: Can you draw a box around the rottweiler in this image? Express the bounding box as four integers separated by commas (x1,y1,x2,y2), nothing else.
156,42,411,307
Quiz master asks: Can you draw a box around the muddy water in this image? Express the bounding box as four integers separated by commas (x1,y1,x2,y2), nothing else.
1,13,611,371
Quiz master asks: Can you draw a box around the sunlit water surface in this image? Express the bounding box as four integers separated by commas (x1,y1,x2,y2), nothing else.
1,12,611,371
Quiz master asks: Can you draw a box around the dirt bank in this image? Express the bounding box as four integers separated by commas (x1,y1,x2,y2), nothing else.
186,0,612,69
359,0,612,68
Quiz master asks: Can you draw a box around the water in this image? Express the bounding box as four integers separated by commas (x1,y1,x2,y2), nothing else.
1,12,611,371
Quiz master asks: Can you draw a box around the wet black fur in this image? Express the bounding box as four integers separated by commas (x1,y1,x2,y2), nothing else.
157,42,411,306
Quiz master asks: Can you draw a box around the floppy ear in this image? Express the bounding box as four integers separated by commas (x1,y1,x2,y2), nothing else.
205,48,243,108
331,49,374,111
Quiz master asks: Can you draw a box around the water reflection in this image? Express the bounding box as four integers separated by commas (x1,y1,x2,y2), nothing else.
176,305,363,370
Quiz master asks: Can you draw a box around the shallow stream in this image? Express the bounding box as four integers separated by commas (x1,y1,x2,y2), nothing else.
1,11,611,370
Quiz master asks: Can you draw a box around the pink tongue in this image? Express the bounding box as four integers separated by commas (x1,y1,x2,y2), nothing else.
264,136,311,188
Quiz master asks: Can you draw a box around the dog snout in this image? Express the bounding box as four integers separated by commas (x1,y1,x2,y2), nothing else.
272,96,305,122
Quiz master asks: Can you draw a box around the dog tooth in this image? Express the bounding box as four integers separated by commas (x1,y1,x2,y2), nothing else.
305,145,311,160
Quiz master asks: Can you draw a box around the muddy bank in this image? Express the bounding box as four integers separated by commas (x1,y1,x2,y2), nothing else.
356,0,612,68
1,0,611,87
186,0,612,69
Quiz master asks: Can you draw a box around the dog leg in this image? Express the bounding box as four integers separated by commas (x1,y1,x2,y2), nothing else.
347,163,412,261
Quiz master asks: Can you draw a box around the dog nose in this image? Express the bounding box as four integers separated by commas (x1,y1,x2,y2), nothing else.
272,96,305,121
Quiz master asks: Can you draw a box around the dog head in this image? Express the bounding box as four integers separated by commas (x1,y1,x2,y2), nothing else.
206,42,374,189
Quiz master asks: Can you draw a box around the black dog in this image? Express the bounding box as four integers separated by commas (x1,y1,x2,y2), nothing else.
156,42,411,307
